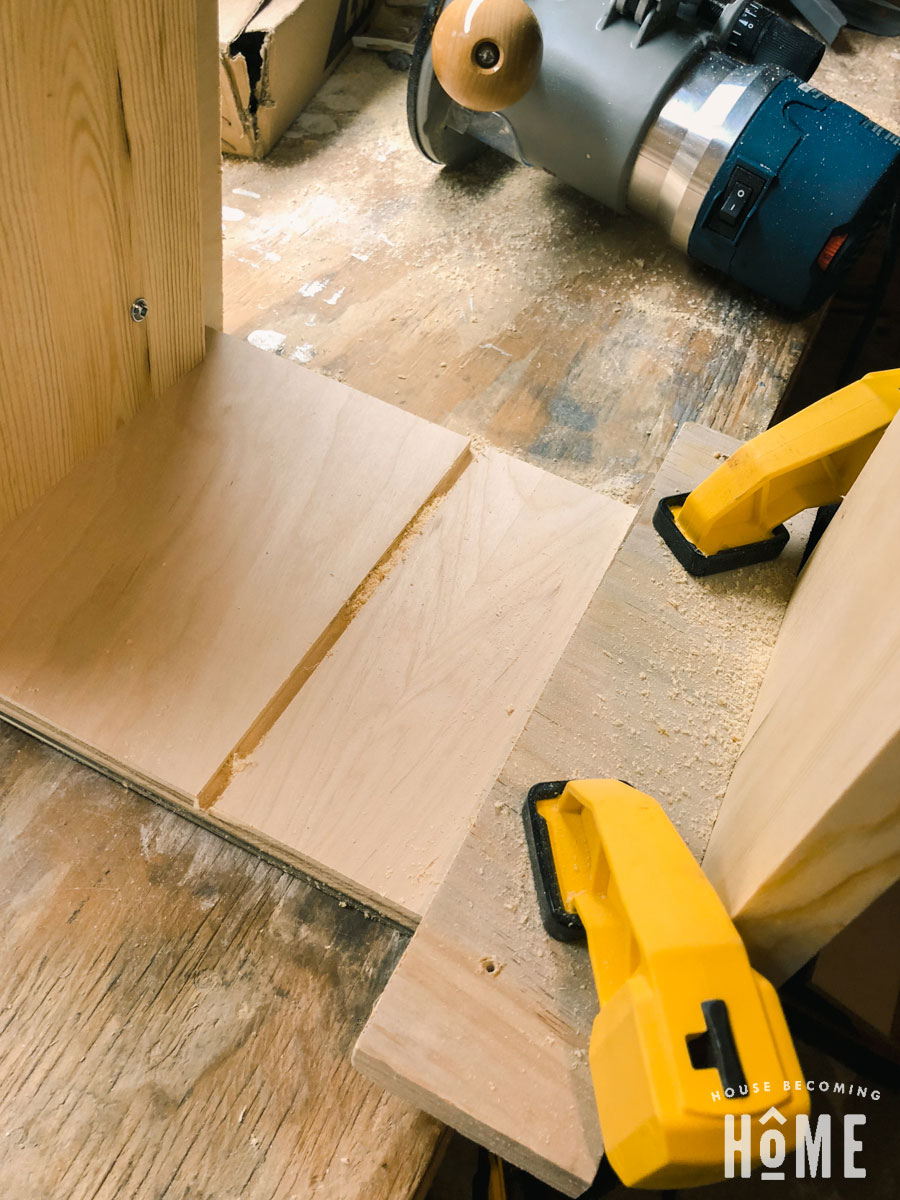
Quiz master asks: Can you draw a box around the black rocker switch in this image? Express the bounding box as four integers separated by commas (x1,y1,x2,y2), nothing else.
707,165,767,239
720,180,752,224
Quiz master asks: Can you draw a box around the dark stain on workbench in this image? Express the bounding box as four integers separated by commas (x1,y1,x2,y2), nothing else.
0,722,440,1200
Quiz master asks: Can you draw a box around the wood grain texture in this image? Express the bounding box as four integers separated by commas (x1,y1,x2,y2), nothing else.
703,414,900,982
0,0,209,532
198,0,224,330
0,721,444,1200
0,330,468,799
354,424,809,1195
212,449,633,923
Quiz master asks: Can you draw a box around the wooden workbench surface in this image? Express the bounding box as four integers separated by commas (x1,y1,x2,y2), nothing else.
2,27,898,1200
0,723,443,1199
222,30,897,504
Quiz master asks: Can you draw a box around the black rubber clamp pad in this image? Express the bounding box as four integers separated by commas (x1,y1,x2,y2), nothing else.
523,781,586,943
653,492,790,577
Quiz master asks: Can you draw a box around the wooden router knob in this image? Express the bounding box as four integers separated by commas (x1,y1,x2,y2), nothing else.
431,0,542,112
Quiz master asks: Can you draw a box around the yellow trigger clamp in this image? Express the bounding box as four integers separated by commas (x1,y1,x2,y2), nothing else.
523,779,809,1188
654,367,900,575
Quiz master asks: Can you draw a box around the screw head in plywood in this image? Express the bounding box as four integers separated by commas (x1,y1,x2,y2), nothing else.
130,297,149,322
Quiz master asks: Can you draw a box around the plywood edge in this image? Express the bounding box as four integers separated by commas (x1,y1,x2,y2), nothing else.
0,693,415,925
204,804,423,925
0,701,196,812
354,774,605,1196
0,701,422,937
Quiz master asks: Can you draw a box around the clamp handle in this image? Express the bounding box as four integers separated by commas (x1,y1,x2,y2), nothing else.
525,780,809,1188
654,367,900,575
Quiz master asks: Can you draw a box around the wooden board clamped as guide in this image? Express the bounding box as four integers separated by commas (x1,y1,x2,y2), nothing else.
524,779,809,1189
654,367,900,575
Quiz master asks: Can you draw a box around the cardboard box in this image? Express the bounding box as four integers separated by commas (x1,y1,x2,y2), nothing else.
219,0,375,158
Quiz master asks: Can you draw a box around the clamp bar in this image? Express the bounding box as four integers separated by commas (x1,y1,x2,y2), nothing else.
654,367,900,575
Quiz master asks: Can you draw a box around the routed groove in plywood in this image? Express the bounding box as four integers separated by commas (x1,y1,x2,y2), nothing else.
0,331,468,801
197,442,474,807
354,425,809,1197
212,449,634,924
0,0,209,531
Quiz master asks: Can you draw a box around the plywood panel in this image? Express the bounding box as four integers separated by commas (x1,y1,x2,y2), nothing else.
354,425,808,1195
703,414,900,981
0,721,444,1200
0,331,468,800
0,0,210,531
212,450,633,923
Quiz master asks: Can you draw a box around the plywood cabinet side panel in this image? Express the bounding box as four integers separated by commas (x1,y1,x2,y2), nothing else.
213,450,633,923
703,415,900,981
0,332,469,799
0,0,207,533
